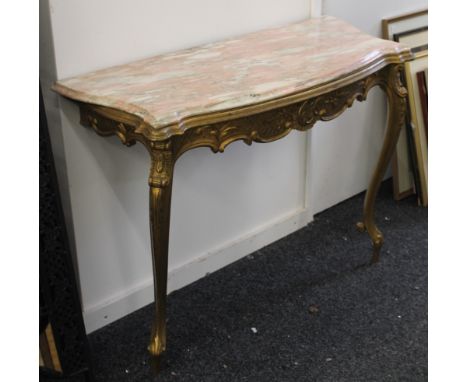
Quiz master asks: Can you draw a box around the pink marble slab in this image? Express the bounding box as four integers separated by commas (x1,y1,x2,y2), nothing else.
54,16,410,134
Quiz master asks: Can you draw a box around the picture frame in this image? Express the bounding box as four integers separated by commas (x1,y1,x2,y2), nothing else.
416,70,428,139
404,53,428,206
382,8,428,41
394,26,428,54
382,9,428,201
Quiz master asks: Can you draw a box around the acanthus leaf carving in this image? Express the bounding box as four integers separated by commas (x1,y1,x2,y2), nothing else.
81,105,138,147
171,70,390,159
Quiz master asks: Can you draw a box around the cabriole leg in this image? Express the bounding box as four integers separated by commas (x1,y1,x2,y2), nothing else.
147,150,174,358
357,64,408,263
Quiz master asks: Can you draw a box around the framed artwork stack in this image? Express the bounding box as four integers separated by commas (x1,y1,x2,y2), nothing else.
382,9,428,206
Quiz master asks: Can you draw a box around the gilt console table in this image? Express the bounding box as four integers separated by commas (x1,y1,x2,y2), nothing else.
53,16,412,360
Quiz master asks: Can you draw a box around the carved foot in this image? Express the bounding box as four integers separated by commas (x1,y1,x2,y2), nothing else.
356,222,383,263
370,236,383,264
356,221,366,233
148,335,166,357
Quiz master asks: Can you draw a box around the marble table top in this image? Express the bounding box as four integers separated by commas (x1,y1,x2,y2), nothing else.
54,16,411,138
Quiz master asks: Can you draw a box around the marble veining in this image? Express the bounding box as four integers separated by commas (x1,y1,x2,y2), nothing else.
53,16,409,132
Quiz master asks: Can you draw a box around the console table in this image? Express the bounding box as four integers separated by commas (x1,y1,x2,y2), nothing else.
53,16,412,360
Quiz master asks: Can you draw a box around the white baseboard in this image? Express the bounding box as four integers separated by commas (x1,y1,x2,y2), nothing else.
83,207,313,333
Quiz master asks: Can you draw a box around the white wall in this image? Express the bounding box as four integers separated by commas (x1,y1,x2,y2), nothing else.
41,0,426,333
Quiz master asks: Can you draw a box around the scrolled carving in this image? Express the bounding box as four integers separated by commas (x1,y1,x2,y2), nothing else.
383,64,408,98
80,105,138,147
79,104,175,188
170,69,393,159
297,72,385,128
171,103,300,159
